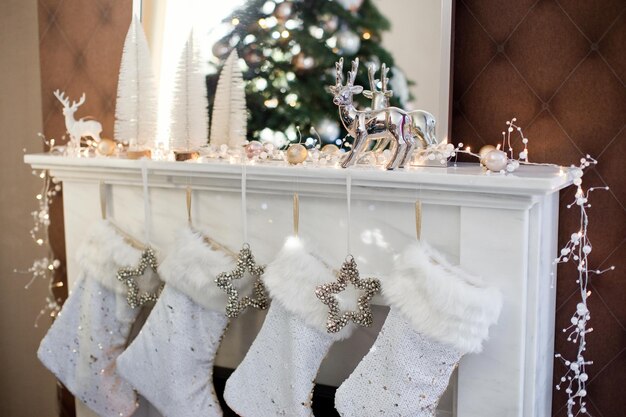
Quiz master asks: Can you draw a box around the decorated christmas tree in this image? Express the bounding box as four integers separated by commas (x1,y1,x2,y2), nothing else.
206,0,411,147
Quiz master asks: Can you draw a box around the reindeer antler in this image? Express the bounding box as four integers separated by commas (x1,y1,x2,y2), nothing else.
347,58,359,86
366,64,379,92
335,58,344,87
380,64,391,96
71,93,86,109
53,90,69,106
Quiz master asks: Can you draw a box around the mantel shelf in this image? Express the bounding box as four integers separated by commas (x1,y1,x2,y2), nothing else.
24,154,572,209
24,153,564,417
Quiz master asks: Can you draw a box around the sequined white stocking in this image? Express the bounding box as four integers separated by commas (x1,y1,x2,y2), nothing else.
335,242,503,416
224,236,353,417
224,303,336,417
117,227,237,417
335,308,461,416
117,285,228,417
37,220,154,417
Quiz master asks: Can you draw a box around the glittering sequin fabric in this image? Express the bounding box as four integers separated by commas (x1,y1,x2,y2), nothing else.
38,277,140,417
335,308,461,417
224,303,336,417
117,285,228,417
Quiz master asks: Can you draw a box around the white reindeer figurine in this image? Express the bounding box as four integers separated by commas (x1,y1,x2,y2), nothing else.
330,58,415,170
362,63,438,157
53,90,102,147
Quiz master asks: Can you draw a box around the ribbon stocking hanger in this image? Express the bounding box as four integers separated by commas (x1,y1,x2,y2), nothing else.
346,173,352,255
241,163,248,243
99,179,144,250
141,161,152,245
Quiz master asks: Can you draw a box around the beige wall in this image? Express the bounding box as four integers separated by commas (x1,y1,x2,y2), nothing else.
0,0,57,416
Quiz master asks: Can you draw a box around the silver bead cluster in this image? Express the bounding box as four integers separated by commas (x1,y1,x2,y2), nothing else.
116,247,164,309
215,244,269,318
315,256,381,333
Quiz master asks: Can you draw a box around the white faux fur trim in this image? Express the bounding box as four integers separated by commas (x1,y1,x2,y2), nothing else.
384,242,503,353
76,220,149,296
263,236,354,340
158,227,238,311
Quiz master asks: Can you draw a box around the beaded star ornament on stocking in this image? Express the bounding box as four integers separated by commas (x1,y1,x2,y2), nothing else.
117,226,241,417
37,220,162,417
335,241,503,416
315,255,381,333
216,243,268,318
224,235,358,417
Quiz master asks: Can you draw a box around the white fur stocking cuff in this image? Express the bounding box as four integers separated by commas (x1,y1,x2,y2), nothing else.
76,220,146,296
158,227,238,312
263,236,354,340
384,241,503,353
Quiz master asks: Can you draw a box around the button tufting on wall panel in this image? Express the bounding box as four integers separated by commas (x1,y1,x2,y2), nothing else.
38,0,132,142
453,1,626,416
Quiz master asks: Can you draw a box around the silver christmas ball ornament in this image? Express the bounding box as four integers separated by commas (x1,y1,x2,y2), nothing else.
245,141,264,159
336,0,364,12
315,118,341,142
274,2,294,20
321,14,339,32
336,29,361,55
212,40,231,59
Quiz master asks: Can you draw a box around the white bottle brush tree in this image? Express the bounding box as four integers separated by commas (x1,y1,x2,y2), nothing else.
210,50,247,148
115,15,158,150
169,31,209,151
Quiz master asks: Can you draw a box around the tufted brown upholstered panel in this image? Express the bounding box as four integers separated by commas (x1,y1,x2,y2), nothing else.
452,1,626,415
37,0,132,415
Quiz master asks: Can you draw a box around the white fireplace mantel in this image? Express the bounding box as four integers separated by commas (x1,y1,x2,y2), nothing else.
25,154,572,417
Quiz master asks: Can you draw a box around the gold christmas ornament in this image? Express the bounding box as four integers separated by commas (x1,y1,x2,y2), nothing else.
96,138,116,156
286,143,307,164
321,144,340,155
478,144,496,160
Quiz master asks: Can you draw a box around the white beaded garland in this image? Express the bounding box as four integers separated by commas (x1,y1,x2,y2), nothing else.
553,155,614,417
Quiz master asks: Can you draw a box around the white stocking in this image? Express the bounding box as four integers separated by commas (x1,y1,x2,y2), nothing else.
38,220,159,417
224,236,353,417
117,227,237,417
335,241,503,416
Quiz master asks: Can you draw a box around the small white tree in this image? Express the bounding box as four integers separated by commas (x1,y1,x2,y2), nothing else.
114,15,157,150
210,50,247,147
169,31,209,151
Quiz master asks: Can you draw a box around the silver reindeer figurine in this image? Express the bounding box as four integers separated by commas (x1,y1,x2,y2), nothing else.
331,58,439,169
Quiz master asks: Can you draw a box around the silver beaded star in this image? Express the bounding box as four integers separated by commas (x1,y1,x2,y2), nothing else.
315,256,381,333
215,244,269,318
116,247,164,309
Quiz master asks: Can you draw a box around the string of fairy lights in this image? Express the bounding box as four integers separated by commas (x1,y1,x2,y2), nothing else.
553,156,614,417
15,134,63,326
